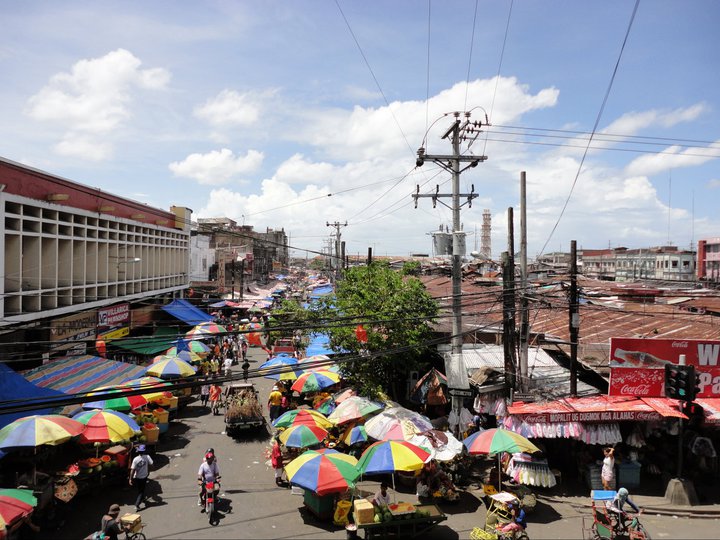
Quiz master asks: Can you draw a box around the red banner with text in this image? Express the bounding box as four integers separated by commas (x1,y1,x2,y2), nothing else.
609,337,720,398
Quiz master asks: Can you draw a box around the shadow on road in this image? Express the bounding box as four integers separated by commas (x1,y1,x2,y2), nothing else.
436,490,483,515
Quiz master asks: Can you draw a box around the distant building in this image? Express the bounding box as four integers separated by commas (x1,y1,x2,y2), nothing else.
615,248,655,281
579,249,616,280
698,237,720,283
653,247,695,281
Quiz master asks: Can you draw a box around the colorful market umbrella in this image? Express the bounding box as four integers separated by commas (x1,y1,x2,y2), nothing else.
0,489,36,525
291,370,341,394
0,415,85,450
145,357,197,379
166,349,204,365
72,410,140,444
327,396,384,426
341,425,368,446
278,424,328,448
314,396,336,415
298,355,340,373
364,407,433,441
333,388,357,404
259,357,302,381
463,428,540,456
185,322,227,339
407,430,464,462
83,387,149,411
273,409,333,430
117,376,173,403
167,339,211,358
356,440,431,475
284,449,359,495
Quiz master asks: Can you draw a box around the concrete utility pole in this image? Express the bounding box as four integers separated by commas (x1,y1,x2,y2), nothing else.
569,240,579,396
414,111,488,419
326,221,347,281
519,172,529,392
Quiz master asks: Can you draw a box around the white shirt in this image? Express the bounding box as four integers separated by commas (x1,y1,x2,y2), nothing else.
373,489,391,507
131,454,153,480
224,357,233,370
198,461,221,482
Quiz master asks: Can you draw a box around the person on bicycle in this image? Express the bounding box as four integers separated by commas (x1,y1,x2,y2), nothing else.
609,487,640,532
499,502,527,537
197,452,221,507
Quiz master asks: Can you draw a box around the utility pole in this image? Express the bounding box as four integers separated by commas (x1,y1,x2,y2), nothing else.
519,172,529,392
326,221,347,281
414,111,488,420
569,240,579,396
505,207,517,390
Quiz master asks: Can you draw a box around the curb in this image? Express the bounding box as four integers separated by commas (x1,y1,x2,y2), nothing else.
539,495,720,520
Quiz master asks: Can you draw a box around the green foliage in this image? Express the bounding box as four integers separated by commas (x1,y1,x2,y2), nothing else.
316,263,438,399
401,260,421,276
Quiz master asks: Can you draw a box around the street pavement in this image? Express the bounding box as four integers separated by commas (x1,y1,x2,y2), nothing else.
59,346,720,539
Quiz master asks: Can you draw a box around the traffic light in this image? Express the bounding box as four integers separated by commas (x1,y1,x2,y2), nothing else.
664,364,697,401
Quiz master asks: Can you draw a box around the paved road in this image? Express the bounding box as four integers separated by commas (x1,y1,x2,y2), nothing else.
61,346,719,539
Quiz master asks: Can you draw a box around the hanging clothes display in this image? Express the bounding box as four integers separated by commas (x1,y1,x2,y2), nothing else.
505,453,557,488
503,416,622,445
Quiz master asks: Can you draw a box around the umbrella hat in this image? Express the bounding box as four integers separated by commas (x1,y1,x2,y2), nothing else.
273,409,333,429
463,428,540,455
356,440,431,475
279,424,328,448
0,415,85,450
72,410,140,444
285,450,359,495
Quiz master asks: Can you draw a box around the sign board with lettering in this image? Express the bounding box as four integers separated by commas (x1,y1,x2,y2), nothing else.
609,337,720,398
519,410,662,423
98,303,130,329
49,311,97,352
448,388,473,398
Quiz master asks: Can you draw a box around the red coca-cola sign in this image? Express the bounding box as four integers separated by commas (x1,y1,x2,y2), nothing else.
609,337,720,398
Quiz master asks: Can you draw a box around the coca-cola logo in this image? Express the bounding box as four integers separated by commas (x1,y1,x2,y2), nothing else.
620,384,651,395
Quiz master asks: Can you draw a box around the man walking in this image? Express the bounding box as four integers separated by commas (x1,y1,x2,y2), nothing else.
129,445,153,511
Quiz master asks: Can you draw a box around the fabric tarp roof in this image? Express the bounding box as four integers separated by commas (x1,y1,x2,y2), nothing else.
508,394,686,420
161,299,213,325
694,398,720,425
24,355,145,394
306,333,336,357
110,327,180,356
0,363,68,429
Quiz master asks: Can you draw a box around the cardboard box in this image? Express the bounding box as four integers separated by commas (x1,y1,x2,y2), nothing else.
120,513,141,528
353,499,375,525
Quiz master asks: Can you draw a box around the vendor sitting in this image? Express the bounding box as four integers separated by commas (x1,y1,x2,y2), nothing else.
372,482,391,507
416,460,457,500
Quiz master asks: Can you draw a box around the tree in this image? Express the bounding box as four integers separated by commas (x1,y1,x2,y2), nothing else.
316,262,439,399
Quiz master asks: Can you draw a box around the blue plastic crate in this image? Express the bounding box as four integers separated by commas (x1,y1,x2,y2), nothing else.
591,490,617,501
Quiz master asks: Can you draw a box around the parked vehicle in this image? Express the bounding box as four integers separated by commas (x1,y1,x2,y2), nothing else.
224,382,265,436
272,337,296,356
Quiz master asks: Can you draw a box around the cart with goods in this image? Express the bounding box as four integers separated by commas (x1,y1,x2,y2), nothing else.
581,490,651,540
224,382,265,436
352,500,447,539
120,512,147,540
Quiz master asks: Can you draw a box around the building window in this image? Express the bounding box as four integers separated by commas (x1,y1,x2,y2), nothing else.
672,260,678,268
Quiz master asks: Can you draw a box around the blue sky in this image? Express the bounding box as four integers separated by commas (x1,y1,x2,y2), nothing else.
1,1,718,258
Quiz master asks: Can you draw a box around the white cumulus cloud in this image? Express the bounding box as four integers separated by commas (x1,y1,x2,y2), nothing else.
194,89,272,127
169,148,264,185
26,48,170,158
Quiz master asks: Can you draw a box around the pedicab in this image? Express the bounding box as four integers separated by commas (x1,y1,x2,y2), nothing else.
470,491,529,540
581,490,652,540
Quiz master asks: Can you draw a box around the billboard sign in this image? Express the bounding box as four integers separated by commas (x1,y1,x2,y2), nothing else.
609,337,720,398
98,303,130,329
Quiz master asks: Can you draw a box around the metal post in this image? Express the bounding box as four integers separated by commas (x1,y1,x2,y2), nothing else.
569,240,579,396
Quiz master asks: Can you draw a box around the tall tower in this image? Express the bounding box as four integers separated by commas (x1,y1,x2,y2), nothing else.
481,209,492,259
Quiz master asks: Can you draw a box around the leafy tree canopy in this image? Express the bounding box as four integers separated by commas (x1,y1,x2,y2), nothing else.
316,262,439,399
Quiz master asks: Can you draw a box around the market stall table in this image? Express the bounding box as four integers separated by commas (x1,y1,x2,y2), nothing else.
353,503,446,539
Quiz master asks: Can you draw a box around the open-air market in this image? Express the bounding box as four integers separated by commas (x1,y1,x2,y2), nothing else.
2,2,720,539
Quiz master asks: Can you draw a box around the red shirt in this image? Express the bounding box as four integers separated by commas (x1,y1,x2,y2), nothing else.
209,386,222,401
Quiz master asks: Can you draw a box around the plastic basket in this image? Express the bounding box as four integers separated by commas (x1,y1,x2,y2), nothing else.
470,527,498,540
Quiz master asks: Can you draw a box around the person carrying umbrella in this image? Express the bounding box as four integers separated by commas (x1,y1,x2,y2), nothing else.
129,445,154,511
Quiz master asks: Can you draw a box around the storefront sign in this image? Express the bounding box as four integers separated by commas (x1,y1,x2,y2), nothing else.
49,310,97,352
131,305,155,327
98,303,130,328
519,411,662,423
609,337,720,398
98,327,130,341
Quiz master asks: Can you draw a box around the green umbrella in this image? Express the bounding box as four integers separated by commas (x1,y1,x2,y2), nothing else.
0,488,37,507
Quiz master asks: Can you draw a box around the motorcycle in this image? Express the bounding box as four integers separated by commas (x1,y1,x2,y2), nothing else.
200,479,221,526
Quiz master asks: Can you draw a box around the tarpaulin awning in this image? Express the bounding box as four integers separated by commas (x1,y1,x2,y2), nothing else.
111,327,181,356
306,333,337,357
24,356,145,394
694,398,720,425
0,363,68,429
161,299,213,325
507,394,685,423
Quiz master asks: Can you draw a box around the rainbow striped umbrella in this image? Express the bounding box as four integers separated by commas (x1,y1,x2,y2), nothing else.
259,356,302,381
83,386,148,412
145,357,196,379
185,322,227,339
285,449,359,495
72,410,140,444
328,396,384,426
314,396,336,415
0,415,85,450
273,409,333,430
117,376,172,403
167,339,210,358
166,350,203,365
279,424,328,448
341,425,368,446
0,489,36,525
298,355,339,373
463,428,540,455
291,370,341,394
356,440,430,475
